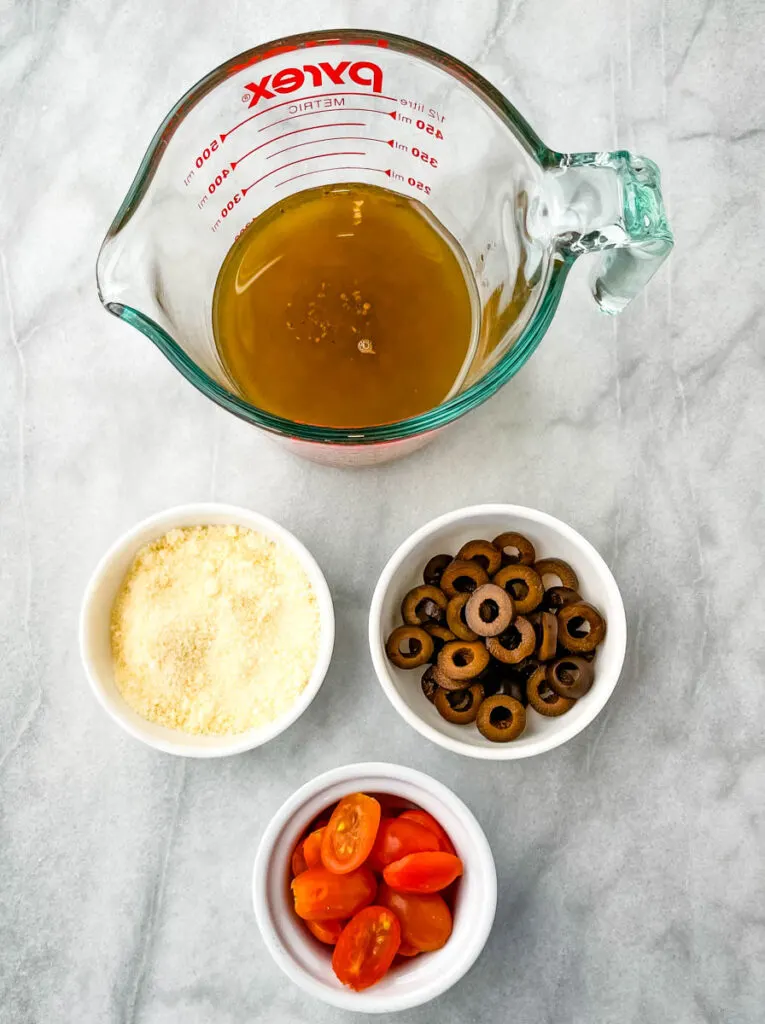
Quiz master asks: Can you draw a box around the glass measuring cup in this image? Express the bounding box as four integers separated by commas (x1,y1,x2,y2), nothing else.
97,29,673,466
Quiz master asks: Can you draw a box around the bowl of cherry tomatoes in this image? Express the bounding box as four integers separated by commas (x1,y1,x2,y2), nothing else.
252,762,497,1013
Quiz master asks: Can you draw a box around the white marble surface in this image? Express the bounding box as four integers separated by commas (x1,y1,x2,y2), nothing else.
2,0,764,1021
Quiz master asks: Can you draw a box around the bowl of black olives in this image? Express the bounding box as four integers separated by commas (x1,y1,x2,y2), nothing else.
369,505,626,760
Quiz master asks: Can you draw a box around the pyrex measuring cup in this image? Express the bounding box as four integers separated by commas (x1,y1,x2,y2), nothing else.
97,29,673,466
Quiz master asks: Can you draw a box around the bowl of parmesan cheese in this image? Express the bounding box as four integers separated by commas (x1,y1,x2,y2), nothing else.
79,504,334,757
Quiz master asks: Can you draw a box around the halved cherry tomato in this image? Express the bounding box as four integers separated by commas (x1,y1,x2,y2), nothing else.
302,827,325,869
367,817,440,872
306,918,345,945
383,852,463,894
321,793,381,874
332,906,401,990
377,882,452,952
398,810,456,855
291,866,377,921
291,842,308,878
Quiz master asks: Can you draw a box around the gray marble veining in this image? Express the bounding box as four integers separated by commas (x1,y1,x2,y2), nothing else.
1,0,764,1021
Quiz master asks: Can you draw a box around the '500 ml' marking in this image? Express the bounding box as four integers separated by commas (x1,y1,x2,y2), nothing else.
244,60,383,107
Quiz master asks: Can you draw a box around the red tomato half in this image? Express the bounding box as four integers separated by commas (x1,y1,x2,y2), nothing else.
321,793,381,874
291,866,377,921
398,810,456,855
291,842,308,878
367,817,440,872
302,827,325,869
332,906,401,991
377,882,452,952
306,918,345,945
383,852,463,894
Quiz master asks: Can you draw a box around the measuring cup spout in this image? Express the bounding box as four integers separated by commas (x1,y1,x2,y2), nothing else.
540,150,673,314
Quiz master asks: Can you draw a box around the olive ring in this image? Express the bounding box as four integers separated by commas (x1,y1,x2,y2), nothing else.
558,602,606,653
476,695,527,742
439,559,489,598
435,683,485,724
535,558,579,592
437,640,490,680
485,616,536,664
547,657,595,699
401,584,448,627
465,583,515,637
385,625,434,669
492,532,536,567
493,564,544,615
457,539,502,576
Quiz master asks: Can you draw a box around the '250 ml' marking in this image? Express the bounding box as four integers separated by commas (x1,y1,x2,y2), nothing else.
244,60,383,107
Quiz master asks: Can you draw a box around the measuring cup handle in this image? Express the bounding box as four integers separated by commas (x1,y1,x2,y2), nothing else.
545,150,673,314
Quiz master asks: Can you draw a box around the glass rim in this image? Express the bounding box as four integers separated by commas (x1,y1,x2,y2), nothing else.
97,28,570,444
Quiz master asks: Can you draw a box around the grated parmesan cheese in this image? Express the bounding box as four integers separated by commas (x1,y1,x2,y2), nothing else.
110,525,320,735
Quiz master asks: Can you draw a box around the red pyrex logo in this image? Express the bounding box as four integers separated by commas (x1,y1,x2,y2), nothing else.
244,60,383,107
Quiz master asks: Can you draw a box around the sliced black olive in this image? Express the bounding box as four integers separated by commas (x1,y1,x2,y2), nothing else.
547,657,595,699
534,558,579,592
493,564,544,615
401,585,448,627
533,610,559,660
423,553,453,588
526,666,575,716
492,532,536,566
385,626,434,669
439,559,489,598
485,616,536,664
542,586,581,612
446,593,479,642
465,583,515,637
435,683,484,724
558,602,606,653
437,640,490,680
429,660,471,691
476,695,527,741
456,539,502,576
420,666,442,703
423,623,456,663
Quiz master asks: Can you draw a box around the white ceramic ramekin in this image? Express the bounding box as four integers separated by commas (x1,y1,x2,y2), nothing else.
252,762,497,1013
369,504,627,760
79,503,334,757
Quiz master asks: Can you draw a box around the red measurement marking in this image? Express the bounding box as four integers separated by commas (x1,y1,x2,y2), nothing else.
230,122,365,169
260,107,396,133
242,152,367,193
221,91,397,140
275,166,388,188
267,137,394,159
